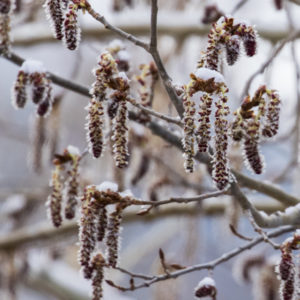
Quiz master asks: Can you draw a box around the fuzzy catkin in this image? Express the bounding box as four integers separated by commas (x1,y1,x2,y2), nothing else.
48,165,63,227
12,70,28,108
90,253,106,300
79,187,97,279
196,92,213,153
64,3,80,50
112,96,129,168
182,91,196,172
86,98,104,158
0,14,11,54
213,89,230,190
64,155,80,219
106,204,125,267
44,0,64,40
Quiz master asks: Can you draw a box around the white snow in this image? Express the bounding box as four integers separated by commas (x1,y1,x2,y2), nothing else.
96,181,118,192
20,59,46,74
120,189,133,198
107,39,125,51
194,67,225,83
117,50,131,61
67,145,81,156
196,277,216,289
118,71,129,81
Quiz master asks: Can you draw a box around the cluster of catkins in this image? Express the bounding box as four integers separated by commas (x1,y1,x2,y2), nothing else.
86,44,131,168
231,85,281,174
78,182,131,299
44,0,86,50
47,145,81,227
276,231,300,300
194,277,217,300
182,67,230,190
0,0,12,54
181,16,280,190
12,60,54,116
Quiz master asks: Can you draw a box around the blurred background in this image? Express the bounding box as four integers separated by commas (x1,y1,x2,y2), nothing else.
0,0,300,299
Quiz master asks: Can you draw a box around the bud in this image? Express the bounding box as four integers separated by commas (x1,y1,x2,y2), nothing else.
195,277,217,299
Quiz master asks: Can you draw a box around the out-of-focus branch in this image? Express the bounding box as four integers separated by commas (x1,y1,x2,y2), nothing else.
110,225,295,291
12,22,300,46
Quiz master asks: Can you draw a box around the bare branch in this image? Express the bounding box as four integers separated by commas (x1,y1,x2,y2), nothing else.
114,225,296,291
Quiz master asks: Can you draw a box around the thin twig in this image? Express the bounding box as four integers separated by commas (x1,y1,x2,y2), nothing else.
113,225,295,291
128,98,182,126
231,0,248,14
240,30,300,100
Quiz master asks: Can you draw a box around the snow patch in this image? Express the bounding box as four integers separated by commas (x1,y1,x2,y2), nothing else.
120,189,133,198
196,277,216,289
67,145,80,156
21,59,46,74
96,181,118,192
194,67,225,83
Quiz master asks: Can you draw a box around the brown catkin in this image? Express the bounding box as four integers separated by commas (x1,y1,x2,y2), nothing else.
90,253,106,300
182,91,196,172
96,205,108,242
212,87,230,190
106,204,125,267
48,165,63,227
86,98,104,158
44,0,64,40
64,155,80,219
0,0,11,14
0,14,11,54
79,187,97,279
196,92,213,152
30,72,47,104
64,3,80,50
12,70,28,108
37,80,53,117
112,95,129,168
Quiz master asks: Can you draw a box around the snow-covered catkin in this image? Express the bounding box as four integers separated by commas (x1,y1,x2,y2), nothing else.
212,85,230,190
44,0,64,40
86,98,104,158
0,14,11,54
48,165,63,227
90,253,106,300
231,110,245,142
243,120,263,174
79,186,97,279
112,93,129,168
64,155,80,219
106,204,125,267
225,35,240,66
196,92,212,152
182,91,196,172
194,277,217,299
64,3,80,50
262,91,280,138
12,70,28,108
